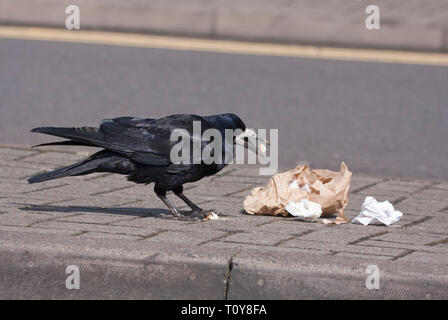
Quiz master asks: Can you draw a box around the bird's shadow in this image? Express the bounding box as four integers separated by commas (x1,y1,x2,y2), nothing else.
20,204,172,218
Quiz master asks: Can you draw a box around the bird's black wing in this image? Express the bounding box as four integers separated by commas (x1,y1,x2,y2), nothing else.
100,114,216,166
32,114,213,166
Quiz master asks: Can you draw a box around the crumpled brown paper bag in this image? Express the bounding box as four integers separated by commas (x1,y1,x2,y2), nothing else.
243,162,352,223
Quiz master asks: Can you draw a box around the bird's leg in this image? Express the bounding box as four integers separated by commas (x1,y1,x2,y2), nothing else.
154,185,190,220
156,194,187,220
175,192,203,214
173,186,219,218
155,185,208,220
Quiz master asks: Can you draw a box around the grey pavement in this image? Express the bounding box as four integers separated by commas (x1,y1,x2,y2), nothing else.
1,0,448,51
0,145,447,299
1,38,448,180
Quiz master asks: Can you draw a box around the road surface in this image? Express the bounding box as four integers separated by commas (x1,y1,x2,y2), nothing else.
1,36,447,179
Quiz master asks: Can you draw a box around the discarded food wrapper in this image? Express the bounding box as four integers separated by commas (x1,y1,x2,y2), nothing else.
352,196,403,226
243,162,351,224
285,199,322,222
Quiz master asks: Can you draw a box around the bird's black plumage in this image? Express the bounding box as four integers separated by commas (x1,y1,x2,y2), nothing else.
28,113,247,219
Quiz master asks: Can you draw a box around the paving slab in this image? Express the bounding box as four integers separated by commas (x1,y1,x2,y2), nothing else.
0,145,447,299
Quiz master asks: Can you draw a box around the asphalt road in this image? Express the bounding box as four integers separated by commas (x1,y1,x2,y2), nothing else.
1,38,447,179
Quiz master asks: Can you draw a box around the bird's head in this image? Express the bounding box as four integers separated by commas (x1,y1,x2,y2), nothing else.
212,113,246,132
204,113,268,155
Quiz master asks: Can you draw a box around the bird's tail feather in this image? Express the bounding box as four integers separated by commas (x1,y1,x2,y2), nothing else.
28,159,101,184
28,151,135,184
33,140,95,148
31,127,104,148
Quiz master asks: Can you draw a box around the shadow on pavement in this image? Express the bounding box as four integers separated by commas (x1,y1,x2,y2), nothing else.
19,204,171,218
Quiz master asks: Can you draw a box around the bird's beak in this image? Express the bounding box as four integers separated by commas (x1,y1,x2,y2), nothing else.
235,128,269,155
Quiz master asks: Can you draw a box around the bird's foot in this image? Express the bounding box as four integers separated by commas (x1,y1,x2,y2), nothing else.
184,208,221,221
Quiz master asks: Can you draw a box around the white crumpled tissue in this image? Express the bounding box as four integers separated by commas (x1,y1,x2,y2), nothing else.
285,199,322,222
352,196,403,226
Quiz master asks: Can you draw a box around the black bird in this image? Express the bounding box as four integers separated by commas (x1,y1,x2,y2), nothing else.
28,113,263,220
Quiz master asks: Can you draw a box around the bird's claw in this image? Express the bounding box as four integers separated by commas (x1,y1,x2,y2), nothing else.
177,215,202,221
183,209,220,221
